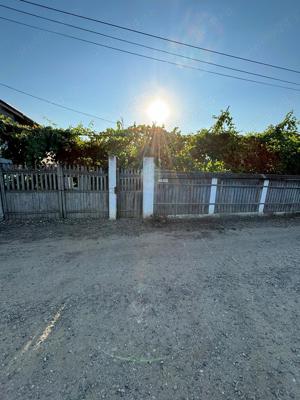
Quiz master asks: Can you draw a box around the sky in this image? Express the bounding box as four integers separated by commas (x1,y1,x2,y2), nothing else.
1,0,300,133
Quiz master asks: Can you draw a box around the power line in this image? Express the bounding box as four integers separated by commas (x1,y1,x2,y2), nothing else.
1,17,300,93
15,0,300,74
1,4,299,87
0,82,116,123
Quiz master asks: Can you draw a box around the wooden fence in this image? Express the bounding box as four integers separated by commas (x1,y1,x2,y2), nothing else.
154,170,300,217
117,169,142,218
0,161,300,220
63,166,108,218
0,165,108,219
155,171,211,216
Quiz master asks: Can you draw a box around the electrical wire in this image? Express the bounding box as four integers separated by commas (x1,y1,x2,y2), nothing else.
15,0,300,74
0,4,299,86
1,16,300,93
0,82,116,123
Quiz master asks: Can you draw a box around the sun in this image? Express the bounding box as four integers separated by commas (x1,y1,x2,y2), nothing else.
146,98,170,125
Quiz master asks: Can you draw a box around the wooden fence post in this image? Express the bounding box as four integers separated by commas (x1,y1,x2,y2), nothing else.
143,157,155,218
208,177,218,214
57,164,66,218
0,167,7,220
258,179,269,213
108,156,117,220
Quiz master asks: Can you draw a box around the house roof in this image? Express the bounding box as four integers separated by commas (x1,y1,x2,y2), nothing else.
0,99,36,126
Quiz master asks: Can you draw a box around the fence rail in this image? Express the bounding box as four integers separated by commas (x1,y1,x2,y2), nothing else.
117,168,142,218
0,160,299,220
154,169,300,217
0,165,108,219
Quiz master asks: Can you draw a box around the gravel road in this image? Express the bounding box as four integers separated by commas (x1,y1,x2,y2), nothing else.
0,215,300,400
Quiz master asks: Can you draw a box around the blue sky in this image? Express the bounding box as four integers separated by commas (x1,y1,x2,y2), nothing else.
1,0,300,133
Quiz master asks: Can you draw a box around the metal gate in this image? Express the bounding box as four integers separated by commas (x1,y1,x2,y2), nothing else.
117,168,142,218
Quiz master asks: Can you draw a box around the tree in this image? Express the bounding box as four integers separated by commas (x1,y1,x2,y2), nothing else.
1,110,299,174
211,106,236,134
261,112,300,174
238,135,279,173
188,108,240,171
0,115,83,166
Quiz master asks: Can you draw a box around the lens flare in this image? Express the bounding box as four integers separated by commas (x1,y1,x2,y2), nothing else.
146,99,170,124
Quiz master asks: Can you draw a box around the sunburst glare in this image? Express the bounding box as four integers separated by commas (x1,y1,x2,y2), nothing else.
146,98,170,125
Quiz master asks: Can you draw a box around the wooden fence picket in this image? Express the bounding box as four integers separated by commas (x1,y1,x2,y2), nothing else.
0,161,299,220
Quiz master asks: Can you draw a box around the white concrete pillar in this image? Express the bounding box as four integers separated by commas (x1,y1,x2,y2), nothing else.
258,179,269,213
208,177,218,214
108,156,117,220
143,157,155,218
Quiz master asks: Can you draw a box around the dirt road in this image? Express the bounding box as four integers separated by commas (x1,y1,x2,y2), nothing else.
0,216,300,399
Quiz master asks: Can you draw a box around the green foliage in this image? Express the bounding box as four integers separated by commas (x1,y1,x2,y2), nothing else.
0,115,84,166
0,109,299,174
211,106,237,135
260,112,300,174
